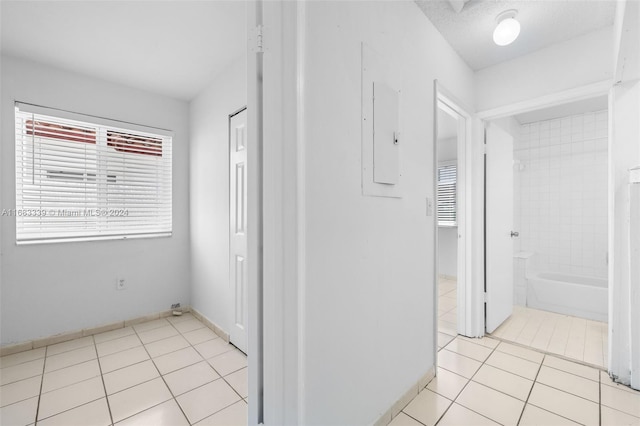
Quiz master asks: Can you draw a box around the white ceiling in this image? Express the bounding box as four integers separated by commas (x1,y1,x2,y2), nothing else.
514,95,608,124
0,1,246,101
415,0,616,70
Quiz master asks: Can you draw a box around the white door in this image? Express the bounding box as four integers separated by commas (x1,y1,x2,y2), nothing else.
230,108,248,353
485,122,515,334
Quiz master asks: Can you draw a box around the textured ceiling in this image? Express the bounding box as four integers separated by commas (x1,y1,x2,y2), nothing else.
0,1,246,101
415,0,616,70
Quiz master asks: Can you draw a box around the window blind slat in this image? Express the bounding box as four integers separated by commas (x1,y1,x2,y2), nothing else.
437,164,457,226
15,107,173,244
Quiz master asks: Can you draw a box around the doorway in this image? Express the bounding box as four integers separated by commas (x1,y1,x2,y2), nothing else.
434,83,476,351
436,102,460,348
483,97,610,368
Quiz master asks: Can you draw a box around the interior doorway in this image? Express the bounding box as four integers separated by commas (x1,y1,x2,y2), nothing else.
434,84,475,349
483,96,610,369
436,103,460,348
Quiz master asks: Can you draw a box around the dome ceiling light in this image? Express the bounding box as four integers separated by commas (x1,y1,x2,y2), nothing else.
493,9,521,46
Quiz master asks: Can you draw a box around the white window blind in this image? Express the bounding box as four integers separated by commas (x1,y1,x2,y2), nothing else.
14,104,172,244
437,163,457,227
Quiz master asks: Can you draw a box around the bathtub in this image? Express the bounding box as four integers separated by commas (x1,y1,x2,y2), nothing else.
527,272,608,322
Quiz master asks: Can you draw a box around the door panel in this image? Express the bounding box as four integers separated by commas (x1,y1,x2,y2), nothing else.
230,109,248,353
485,122,514,334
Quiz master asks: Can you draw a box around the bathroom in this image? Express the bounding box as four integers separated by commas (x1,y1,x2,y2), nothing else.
490,96,609,368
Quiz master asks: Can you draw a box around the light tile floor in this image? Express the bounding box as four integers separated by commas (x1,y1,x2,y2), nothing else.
394,335,640,426
0,314,248,426
491,305,608,369
437,278,457,350
438,277,608,369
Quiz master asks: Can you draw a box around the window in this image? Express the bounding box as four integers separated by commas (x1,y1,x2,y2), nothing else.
14,104,172,244
437,163,456,227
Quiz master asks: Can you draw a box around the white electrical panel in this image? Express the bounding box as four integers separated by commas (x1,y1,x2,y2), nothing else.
361,42,402,198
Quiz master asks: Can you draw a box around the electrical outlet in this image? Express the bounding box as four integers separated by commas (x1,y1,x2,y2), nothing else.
116,278,126,291
171,303,181,309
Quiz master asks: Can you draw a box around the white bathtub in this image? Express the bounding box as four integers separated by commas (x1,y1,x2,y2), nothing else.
527,272,608,322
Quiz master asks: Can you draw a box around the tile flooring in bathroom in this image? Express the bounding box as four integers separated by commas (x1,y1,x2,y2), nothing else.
0,313,247,426
437,277,608,369
393,335,640,426
491,305,608,369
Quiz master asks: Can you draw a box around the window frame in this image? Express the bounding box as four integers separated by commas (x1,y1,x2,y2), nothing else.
14,102,173,245
437,160,457,228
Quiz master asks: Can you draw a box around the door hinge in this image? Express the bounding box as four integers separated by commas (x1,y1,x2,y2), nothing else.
255,24,264,53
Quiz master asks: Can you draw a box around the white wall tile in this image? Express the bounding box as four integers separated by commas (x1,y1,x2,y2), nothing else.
514,110,608,279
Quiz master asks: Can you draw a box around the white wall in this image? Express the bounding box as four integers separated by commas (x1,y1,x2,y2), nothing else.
0,55,191,345
437,137,457,278
189,56,246,334
301,2,474,424
437,137,457,162
514,111,609,279
438,227,457,278
475,27,613,113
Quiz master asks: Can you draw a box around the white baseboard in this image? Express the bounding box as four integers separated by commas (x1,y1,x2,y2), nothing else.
372,366,436,426
189,307,230,343
1,306,190,357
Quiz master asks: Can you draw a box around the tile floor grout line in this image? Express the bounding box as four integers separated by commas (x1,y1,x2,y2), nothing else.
455,342,516,416
598,369,601,426
541,363,601,382
40,338,95,359
432,338,504,426
133,317,194,425
455,352,537,383
32,344,48,425
94,320,193,425
35,396,107,424
34,344,106,424
133,315,247,425
401,409,429,426
515,353,545,425
487,333,606,371
92,335,115,426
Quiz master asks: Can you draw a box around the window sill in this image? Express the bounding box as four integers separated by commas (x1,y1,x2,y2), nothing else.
16,232,172,246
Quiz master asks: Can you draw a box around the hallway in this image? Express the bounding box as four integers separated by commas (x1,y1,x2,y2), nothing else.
393,335,640,425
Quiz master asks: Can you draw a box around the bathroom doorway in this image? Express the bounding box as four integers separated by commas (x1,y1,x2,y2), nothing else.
485,96,610,368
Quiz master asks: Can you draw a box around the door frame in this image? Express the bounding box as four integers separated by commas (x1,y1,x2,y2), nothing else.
434,81,477,360
475,79,611,338
247,1,306,424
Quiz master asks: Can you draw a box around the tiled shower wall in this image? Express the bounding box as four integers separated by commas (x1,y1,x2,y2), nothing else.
514,110,608,279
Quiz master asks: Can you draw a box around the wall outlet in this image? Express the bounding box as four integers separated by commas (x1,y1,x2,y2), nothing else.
171,303,181,309
116,278,126,291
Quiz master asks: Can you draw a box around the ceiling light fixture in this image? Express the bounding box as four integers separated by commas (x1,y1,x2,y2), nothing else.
493,9,520,46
